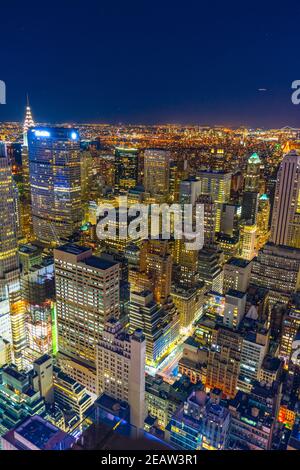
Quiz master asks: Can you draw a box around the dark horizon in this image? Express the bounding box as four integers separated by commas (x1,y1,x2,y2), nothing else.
1,0,300,127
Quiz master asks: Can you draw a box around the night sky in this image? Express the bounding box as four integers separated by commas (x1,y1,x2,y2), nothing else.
1,0,300,127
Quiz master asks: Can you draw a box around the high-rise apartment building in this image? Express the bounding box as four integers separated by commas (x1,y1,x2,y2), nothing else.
28,127,82,244
54,243,120,393
270,150,300,248
96,318,146,429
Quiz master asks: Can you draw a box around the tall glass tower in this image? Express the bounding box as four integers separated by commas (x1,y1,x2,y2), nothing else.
0,143,26,369
28,127,82,245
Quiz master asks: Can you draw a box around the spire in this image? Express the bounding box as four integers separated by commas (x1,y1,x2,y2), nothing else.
23,94,35,146
23,94,35,134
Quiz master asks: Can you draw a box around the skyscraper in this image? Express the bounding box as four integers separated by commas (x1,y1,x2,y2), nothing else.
140,240,172,304
54,243,120,393
256,194,270,249
28,127,82,245
0,144,19,283
143,149,170,196
20,97,35,243
241,191,259,225
114,147,139,191
244,153,261,192
206,326,242,398
0,144,26,369
239,222,257,261
96,319,146,429
198,170,232,232
250,243,300,306
23,95,35,146
129,290,180,367
270,150,300,248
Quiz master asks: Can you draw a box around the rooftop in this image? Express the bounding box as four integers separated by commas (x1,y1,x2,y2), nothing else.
84,256,118,270
57,243,91,255
226,289,246,299
226,257,251,268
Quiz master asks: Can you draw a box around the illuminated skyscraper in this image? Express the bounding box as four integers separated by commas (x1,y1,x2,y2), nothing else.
129,290,180,367
239,222,257,261
23,95,35,145
256,194,270,249
270,150,300,248
251,243,300,307
169,159,188,202
244,153,261,192
0,144,26,369
20,97,35,243
198,170,232,232
206,326,242,398
0,144,19,282
140,240,172,304
54,243,120,393
198,195,217,248
277,294,300,366
21,259,55,366
96,319,146,429
171,283,205,332
114,147,139,191
144,149,170,196
173,239,199,288
28,127,82,245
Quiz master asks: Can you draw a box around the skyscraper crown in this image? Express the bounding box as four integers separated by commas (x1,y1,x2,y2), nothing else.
23,95,35,135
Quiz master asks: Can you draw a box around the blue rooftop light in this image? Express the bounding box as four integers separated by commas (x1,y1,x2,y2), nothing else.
71,131,78,140
34,130,51,137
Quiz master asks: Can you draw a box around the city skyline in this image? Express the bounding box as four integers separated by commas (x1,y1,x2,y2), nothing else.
1,1,300,458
